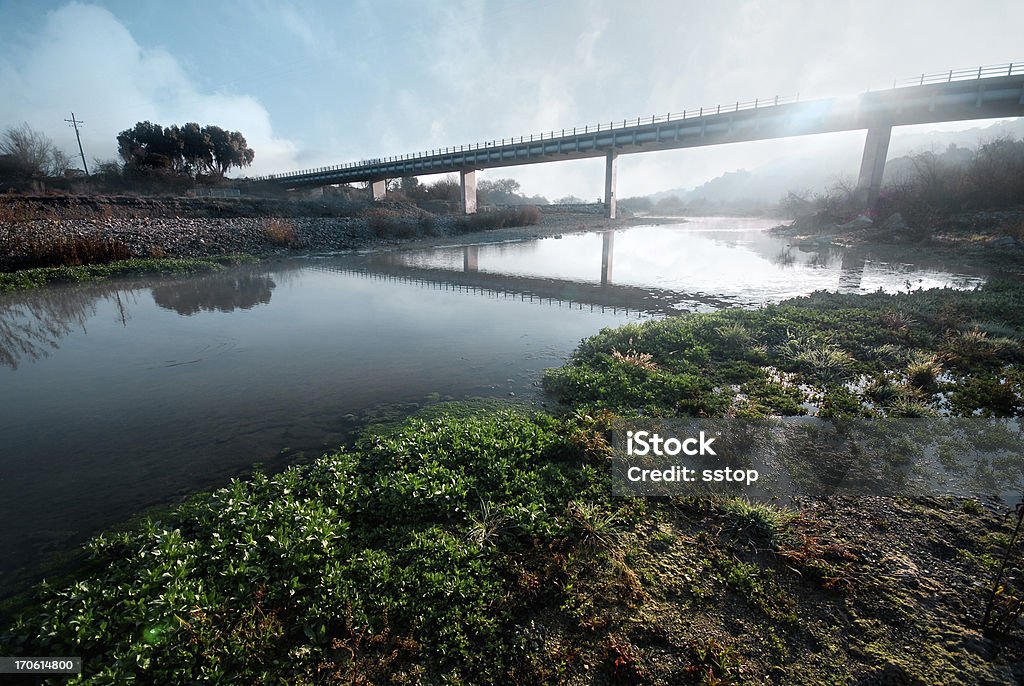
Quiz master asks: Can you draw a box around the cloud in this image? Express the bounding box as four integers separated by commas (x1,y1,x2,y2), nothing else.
0,2,298,175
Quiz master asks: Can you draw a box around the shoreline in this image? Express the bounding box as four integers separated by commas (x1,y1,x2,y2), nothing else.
0,198,655,289
5,191,1022,290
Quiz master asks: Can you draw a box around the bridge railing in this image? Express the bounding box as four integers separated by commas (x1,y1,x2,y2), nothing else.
253,93,804,181
893,61,1022,88
255,61,1024,182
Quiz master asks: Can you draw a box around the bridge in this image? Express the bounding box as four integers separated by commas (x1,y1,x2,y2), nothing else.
256,62,1024,218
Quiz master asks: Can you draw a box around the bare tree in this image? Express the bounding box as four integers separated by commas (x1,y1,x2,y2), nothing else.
0,123,71,177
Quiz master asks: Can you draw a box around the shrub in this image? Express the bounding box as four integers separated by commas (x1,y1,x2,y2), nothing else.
261,217,296,247
906,354,942,391
453,205,540,233
364,209,417,238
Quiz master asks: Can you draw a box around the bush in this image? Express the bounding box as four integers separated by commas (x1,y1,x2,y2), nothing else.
261,217,297,247
453,205,540,233
365,209,417,238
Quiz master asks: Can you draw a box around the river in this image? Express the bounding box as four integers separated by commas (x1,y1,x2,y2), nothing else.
0,217,988,597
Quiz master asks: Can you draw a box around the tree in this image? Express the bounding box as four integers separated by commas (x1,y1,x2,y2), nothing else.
117,121,180,172
117,121,255,177
177,122,213,176
423,175,461,202
92,158,124,177
399,176,423,198
0,123,71,177
203,125,254,176
555,195,583,205
478,178,523,204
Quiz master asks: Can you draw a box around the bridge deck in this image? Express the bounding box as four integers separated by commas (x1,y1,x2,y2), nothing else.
260,70,1024,189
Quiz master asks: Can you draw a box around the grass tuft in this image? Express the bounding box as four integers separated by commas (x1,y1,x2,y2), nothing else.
262,217,297,246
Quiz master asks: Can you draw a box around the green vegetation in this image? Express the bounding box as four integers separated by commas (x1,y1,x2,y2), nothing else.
545,281,1024,418
0,255,257,292
2,283,1024,683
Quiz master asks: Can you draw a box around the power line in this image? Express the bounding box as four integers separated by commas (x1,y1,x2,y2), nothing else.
65,112,89,175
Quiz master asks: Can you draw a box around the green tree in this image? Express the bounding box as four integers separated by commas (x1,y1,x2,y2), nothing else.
177,122,213,176
117,122,254,176
203,125,255,176
117,121,180,172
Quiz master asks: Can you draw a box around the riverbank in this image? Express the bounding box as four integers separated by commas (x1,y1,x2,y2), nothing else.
772,207,1024,257
2,281,1022,684
0,194,644,271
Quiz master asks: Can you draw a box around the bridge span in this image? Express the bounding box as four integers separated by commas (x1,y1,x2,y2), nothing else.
257,63,1024,218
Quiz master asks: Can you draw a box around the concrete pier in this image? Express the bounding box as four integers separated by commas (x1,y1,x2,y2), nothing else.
601,231,615,284
371,180,386,202
855,125,892,211
463,245,479,272
460,170,477,214
604,151,618,219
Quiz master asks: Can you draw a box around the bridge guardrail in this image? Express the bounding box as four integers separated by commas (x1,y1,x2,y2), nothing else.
254,61,1023,183
893,62,1022,88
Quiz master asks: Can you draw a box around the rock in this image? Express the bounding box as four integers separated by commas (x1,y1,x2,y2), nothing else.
839,214,874,230
880,213,907,231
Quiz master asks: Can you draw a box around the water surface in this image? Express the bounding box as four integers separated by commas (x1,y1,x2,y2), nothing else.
0,218,990,596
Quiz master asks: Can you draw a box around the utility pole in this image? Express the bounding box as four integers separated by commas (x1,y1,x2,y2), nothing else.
64,112,89,175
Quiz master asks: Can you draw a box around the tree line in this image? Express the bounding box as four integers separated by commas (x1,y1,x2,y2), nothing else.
389,175,573,207
0,121,254,184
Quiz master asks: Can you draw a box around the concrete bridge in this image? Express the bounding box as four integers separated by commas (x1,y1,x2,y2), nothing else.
256,63,1024,218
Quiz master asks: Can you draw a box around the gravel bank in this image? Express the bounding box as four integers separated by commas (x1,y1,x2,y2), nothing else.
0,197,650,267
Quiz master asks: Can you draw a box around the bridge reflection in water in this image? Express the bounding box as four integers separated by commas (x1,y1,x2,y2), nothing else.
327,226,897,314
460,230,615,284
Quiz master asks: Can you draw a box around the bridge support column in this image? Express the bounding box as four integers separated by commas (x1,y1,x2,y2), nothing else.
460,170,477,214
371,180,386,202
855,125,891,212
839,251,866,293
604,151,618,219
463,245,479,272
601,231,614,285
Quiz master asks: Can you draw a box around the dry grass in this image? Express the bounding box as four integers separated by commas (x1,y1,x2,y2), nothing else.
1,229,133,270
262,218,297,247
610,348,658,372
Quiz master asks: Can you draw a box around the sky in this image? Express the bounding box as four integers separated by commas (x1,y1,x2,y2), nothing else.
0,0,1022,199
